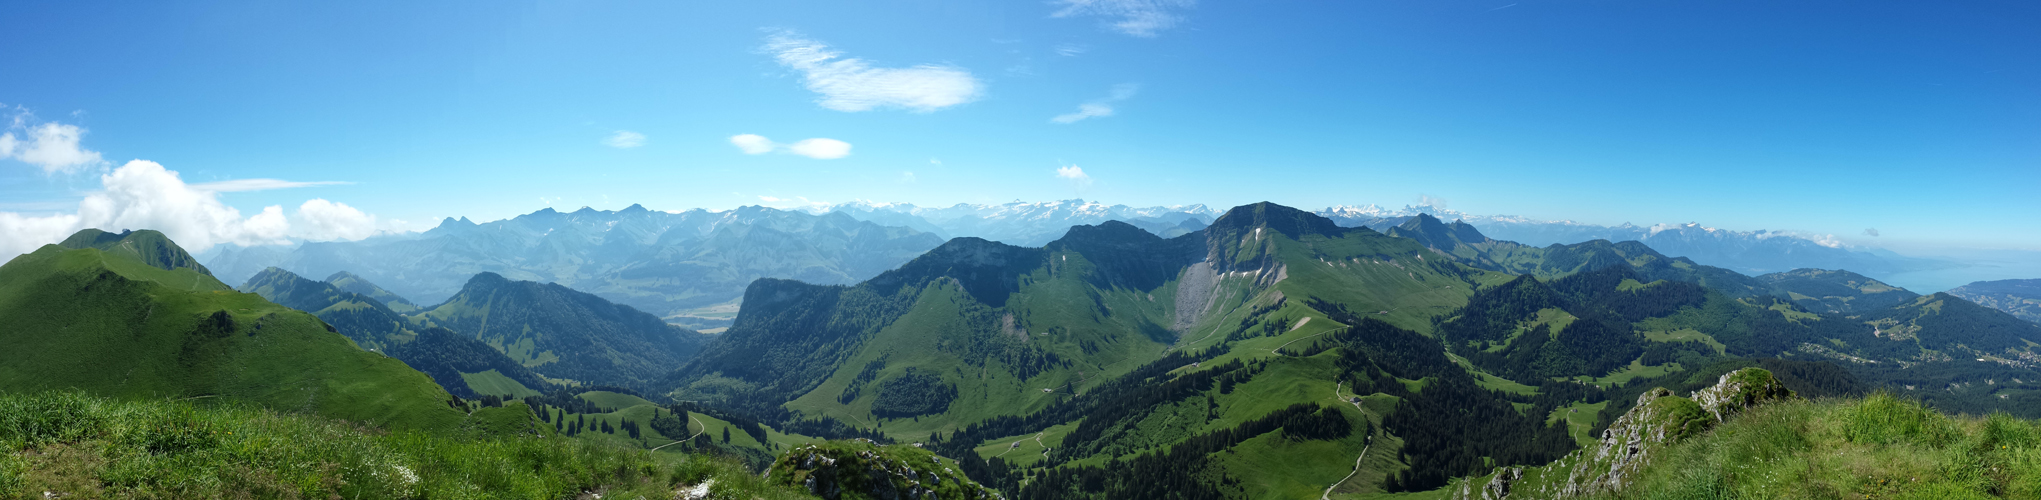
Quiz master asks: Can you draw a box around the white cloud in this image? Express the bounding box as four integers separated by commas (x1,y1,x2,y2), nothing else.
1417,194,1450,208
1,122,106,173
1055,43,1089,57
764,30,985,112
787,138,852,159
898,171,917,183
1050,0,1196,38
1052,83,1140,124
1056,164,1093,189
189,179,351,192
728,134,851,159
0,160,388,260
731,134,775,154
604,130,646,148
294,199,379,241
758,195,783,202
1053,103,1116,124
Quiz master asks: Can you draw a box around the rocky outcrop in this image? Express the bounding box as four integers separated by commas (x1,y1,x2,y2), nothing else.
770,441,1001,500
1452,368,1797,500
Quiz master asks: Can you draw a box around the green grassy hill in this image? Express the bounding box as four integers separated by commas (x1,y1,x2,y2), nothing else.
1757,267,1919,314
326,270,419,312
237,267,556,399
0,230,466,432
58,228,218,282
414,272,714,389
1950,279,2041,325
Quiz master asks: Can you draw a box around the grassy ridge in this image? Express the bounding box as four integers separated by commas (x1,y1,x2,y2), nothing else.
0,245,466,432
0,391,805,499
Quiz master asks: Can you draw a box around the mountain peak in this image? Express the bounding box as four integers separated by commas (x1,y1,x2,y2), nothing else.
1210,202,1346,239
621,203,649,213
58,228,215,276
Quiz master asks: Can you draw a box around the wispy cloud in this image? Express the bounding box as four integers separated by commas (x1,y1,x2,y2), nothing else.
727,134,852,159
1050,0,1196,38
1052,83,1140,124
1864,228,1881,237
898,171,917,183
730,134,775,154
1056,164,1093,190
603,130,646,148
1055,43,1089,57
1053,104,1116,124
786,138,852,159
190,179,352,192
764,30,985,112
1487,3,1518,11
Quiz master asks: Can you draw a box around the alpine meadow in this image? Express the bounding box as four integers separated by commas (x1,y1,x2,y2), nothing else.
2,2,2038,499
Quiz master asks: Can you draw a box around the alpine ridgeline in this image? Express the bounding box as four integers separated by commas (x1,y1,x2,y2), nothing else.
413,272,713,389
1316,204,1945,278
237,267,553,399
0,229,466,431
201,205,945,327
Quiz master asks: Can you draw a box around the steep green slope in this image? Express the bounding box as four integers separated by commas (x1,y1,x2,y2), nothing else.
1951,278,2041,324
1757,267,1919,313
237,267,554,399
0,231,465,432
326,270,419,312
414,272,713,388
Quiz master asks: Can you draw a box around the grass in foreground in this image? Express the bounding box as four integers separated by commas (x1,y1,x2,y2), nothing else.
0,391,809,500
1473,392,2041,499
1597,393,2041,499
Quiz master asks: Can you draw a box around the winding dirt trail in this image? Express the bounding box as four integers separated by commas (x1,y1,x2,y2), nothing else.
648,414,707,452
1320,381,1375,499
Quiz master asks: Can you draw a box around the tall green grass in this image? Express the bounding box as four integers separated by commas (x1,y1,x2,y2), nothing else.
1580,394,2041,499
0,390,809,499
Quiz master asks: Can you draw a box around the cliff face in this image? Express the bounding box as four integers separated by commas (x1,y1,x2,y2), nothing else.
1454,368,1797,500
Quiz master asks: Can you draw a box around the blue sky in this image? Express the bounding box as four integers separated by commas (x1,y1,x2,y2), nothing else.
1,0,2036,256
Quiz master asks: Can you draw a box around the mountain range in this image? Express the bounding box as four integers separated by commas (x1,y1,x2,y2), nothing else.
1316,203,1949,278
816,199,1218,247
656,201,2041,497
201,204,945,328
